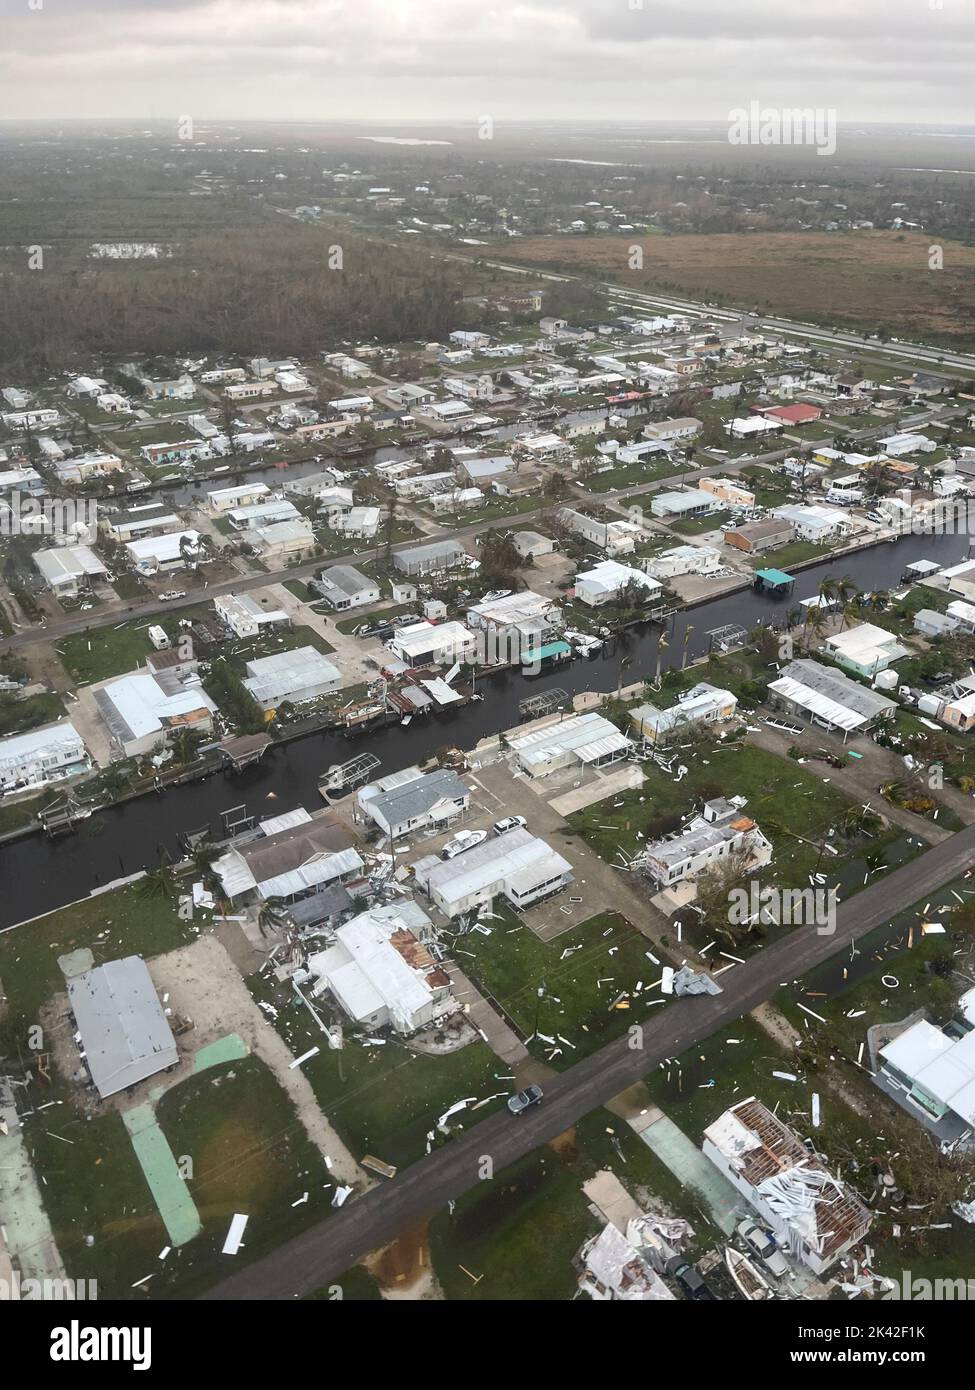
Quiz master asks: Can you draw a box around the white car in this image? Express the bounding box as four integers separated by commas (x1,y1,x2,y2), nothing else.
158,591,187,601
493,815,527,835
441,829,488,859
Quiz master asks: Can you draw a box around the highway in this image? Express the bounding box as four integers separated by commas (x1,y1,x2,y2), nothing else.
469,255,975,375
203,816,975,1300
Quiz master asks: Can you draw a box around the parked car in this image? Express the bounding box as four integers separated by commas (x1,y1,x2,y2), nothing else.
666,1256,717,1301
158,591,186,601
441,828,488,859
736,1219,790,1277
493,815,527,835
923,670,954,686
507,1084,543,1116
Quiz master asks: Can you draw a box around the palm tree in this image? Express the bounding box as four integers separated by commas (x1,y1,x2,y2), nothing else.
191,841,220,877
834,575,861,630
802,605,828,653
140,862,176,900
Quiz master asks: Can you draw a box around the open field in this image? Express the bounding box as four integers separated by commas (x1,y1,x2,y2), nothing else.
458,910,660,1068
486,231,975,344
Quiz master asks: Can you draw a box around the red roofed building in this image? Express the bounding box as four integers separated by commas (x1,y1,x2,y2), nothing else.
758,403,823,426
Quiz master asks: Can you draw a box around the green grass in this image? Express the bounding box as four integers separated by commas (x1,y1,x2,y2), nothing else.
429,1145,598,1298
111,573,149,600
457,911,663,1067
0,881,197,1031
566,744,923,949
428,1104,721,1300
154,1056,335,1297
24,1055,335,1299
749,539,827,569
224,622,335,664
23,1084,170,1299
582,458,685,494
248,973,506,1171
669,512,727,536
0,690,65,738
0,793,47,836
58,621,156,685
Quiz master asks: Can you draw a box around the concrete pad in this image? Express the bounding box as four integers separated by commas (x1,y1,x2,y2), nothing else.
582,1169,644,1233
548,764,645,818
57,947,94,979
122,1102,202,1247
630,1112,740,1235
193,1033,249,1074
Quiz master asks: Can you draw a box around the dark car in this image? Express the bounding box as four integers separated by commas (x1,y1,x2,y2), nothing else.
666,1256,718,1301
923,670,954,686
507,1084,543,1116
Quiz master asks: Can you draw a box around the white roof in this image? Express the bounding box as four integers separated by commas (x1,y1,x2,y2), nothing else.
207,482,270,504
422,827,571,908
467,590,554,624
243,646,341,705
0,718,83,775
507,711,632,769
126,530,200,563
390,620,474,660
576,560,662,597
882,1022,975,1125
825,622,908,663
308,903,439,1031
96,673,216,742
33,545,107,585
767,675,867,732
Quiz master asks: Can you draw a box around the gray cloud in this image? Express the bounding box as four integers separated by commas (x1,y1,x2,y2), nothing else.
0,0,971,123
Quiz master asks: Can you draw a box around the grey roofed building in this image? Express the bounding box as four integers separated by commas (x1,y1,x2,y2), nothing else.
213,813,364,902
311,563,380,609
284,882,353,930
768,657,897,735
773,661,895,722
67,956,178,1099
358,766,469,839
392,538,467,576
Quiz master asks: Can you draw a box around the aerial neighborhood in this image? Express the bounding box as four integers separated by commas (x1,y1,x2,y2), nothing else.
2,109,975,1321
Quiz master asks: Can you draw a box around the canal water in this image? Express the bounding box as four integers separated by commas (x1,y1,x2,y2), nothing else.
2,522,972,929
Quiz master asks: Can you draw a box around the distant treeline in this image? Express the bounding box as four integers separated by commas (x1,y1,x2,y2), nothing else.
0,222,461,374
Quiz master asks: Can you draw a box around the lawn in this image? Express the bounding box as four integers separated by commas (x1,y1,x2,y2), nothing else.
0,881,197,1034
749,540,829,569
58,621,156,685
582,458,685,494
429,1144,598,1299
154,1056,335,1297
428,1105,722,1300
456,910,666,1067
248,972,506,1171
669,512,727,536
23,1055,335,1299
565,742,923,950
0,690,65,738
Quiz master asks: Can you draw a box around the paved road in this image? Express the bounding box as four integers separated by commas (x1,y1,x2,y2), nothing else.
466,254,975,375
0,460,743,654
8,391,955,658
202,817,975,1300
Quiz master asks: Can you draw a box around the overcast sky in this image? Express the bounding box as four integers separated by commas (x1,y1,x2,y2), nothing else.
0,0,972,126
